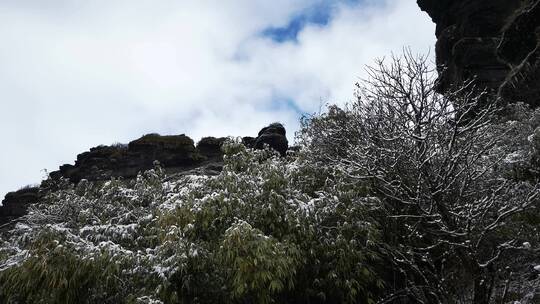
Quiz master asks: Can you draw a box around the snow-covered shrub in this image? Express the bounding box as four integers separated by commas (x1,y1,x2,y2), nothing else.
0,140,382,304
298,51,540,303
152,142,382,303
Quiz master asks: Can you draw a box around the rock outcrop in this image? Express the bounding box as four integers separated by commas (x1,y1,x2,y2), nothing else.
1,124,289,226
48,134,223,184
252,123,289,156
0,187,40,226
417,0,540,106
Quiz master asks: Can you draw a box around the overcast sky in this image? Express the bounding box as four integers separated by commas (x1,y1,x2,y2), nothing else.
0,0,435,200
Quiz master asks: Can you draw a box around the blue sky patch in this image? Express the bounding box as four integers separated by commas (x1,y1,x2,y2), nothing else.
266,97,307,117
261,0,361,43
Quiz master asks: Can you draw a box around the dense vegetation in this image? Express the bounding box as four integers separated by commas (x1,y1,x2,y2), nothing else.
0,52,538,303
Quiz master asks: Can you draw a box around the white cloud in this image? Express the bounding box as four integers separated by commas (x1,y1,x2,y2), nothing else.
0,0,435,199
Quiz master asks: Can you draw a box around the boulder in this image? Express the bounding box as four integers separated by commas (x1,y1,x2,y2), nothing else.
196,137,227,159
254,123,289,156
128,134,201,167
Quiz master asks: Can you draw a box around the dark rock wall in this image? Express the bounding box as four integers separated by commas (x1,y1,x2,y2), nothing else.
49,134,223,184
418,0,540,106
0,187,39,226
498,1,540,105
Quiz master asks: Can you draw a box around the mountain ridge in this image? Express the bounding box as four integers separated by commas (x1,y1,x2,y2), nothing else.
0,124,288,226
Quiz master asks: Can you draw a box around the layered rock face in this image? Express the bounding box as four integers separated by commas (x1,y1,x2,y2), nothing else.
0,123,289,226
417,0,540,106
48,134,225,183
0,134,224,226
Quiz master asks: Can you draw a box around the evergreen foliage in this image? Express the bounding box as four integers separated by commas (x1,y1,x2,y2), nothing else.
0,142,381,303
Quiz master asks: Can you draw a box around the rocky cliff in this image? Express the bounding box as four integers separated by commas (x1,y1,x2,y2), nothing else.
417,0,540,106
0,123,289,226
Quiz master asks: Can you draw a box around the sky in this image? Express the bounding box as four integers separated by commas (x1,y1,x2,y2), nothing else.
0,0,435,201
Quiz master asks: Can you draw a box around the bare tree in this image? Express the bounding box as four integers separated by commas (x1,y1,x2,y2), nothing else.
299,50,540,303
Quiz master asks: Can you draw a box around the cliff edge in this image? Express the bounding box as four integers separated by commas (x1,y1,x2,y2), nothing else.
417,0,540,106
